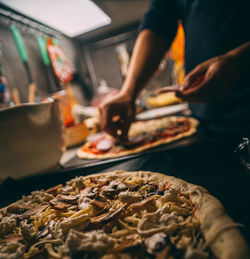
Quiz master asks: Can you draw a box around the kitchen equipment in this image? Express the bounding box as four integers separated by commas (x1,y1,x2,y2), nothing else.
0,98,65,179
11,25,36,103
46,39,89,147
36,35,60,93
48,90,89,147
46,38,77,108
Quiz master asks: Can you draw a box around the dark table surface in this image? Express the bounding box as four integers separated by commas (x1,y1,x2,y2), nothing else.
1,135,249,244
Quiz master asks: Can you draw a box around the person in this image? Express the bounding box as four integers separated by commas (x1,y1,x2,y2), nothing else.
99,0,250,142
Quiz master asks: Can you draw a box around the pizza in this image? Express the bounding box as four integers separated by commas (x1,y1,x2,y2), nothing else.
77,116,199,159
0,170,248,259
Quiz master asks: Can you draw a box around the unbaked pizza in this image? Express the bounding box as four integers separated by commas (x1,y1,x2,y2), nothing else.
0,171,248,259
77,116,199,159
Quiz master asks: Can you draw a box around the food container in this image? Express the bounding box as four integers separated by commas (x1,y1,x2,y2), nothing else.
0,98,65,179
65,122,89,148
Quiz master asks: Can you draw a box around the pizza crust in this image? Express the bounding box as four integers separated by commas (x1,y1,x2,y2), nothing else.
86,170,249,259
77,116,199,159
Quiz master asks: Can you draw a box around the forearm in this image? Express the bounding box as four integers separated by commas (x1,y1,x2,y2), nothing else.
225,41,250,72
120,29,168,102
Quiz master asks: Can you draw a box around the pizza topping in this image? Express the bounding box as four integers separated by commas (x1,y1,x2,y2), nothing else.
85,131,106,144
21,205,49,219
57,194,78,205
123,135,147,147
145,232,169,254
6,204,34,214
156,245,172,259
109,237,143,253
22,191,54,204
0,233,23,248
80,187,99,199
118,191,143,204
60,214,90,237
90,203,128,227
0,171,227,259
64,229,114,254
0,242,25,259
20,220,36,240
0,215,17,236
137,205,179,236
128,196,156,211
35,227,50,240
74,178,85,190
50,199,71,211
79,117,197,158
61,185,74,194
90,197,111,211
45,184,63,196
96,138,115,152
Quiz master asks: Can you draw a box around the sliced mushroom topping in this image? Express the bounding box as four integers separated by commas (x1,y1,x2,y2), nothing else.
128,197,156,211
145,232,169,254
20,205,48,219
74,178,85,190
45,184,63,196
101,181,136,197
90,196,110,211
57,194,78,204
50,199,71,211
80,187,99,199
61,185,74,195
90,203,128,228
6,204,34,214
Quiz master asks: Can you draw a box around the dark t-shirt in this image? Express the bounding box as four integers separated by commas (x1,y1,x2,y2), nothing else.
140,0,250,136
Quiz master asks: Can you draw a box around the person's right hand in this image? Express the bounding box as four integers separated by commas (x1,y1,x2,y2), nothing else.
99,92,135,142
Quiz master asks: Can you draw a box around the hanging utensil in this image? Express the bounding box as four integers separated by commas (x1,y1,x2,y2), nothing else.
36,35,60,93
11,24,36,103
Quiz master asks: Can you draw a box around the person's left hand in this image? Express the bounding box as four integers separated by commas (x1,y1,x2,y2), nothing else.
176,53,241,102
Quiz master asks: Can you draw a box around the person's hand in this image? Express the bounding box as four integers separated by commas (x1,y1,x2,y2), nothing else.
176,53,241,102
99,92,135,142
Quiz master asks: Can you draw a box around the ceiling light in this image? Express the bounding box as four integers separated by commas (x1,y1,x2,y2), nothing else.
1,0,111,37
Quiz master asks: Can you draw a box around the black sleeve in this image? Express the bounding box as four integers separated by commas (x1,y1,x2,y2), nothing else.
139,0,180,48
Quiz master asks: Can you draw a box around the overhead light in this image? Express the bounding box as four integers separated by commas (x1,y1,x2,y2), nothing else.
1,0,111,37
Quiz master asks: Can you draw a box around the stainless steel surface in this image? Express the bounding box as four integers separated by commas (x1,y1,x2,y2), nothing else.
0,99,65,179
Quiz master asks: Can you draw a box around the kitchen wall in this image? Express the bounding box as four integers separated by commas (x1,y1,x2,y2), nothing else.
81,27,173,97
0,14,89,104
0,7,174,106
